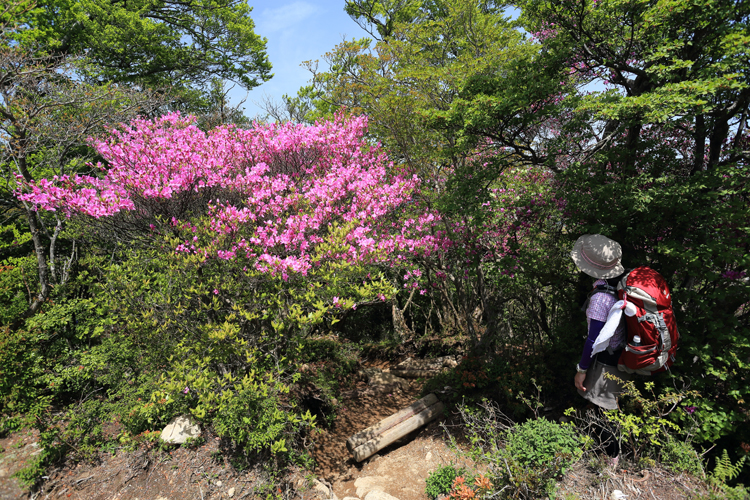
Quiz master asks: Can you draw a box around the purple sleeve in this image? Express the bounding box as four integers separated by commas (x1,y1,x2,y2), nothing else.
579,319,606,370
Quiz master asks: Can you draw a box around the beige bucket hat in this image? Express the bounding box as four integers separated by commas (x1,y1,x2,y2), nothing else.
571,234,624,279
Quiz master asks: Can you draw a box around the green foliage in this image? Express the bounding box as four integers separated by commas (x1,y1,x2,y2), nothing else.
0,325,50,417
704,450,749,500
703,485,750,500
711,450,747,486
47,222,388,459
425,464,467,499
344,0,430,40
604,379,695,460
1,213,394,477
0,222,36,324
454,400,583,500
504,418,582,474
660,437,704,478
10,0,272,97
12,455,46,489
206,372,314,456
11,404,92,488
0,283,105,422
298,0,530,179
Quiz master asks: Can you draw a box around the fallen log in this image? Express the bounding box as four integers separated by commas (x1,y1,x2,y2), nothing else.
350,400,445,462
346,393,439,452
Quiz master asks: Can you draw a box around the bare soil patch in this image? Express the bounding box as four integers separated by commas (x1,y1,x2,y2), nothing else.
557,460,709,500
0,429,42,500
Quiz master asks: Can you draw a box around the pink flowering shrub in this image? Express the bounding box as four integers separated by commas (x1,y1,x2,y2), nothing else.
17,112,567,354
14,113,459,454
18,112,445,280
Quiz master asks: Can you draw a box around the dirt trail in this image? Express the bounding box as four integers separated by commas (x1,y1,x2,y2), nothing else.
309,377,469,500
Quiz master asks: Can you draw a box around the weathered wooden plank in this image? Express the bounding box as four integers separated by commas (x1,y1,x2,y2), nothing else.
351,401,445,462
345,393,439,452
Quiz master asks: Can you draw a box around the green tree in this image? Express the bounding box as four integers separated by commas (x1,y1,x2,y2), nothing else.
447,0,750,441
1,2,165,317
298,0,529,180
345,0,439,40
2,0,271,320
12,0,272,98
283,0,588,353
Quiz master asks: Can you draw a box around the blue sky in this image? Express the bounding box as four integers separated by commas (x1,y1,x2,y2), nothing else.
232,0,367,119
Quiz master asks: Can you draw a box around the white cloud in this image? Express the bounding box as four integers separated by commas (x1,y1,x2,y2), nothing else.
259,1,318,33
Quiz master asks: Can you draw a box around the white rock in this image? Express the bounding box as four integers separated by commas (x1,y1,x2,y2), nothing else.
610,490,627,500
160,415,201,444
342,497,360,500
364,490,399,500
425,452,432,461
354,476,389,498
227,487,236,497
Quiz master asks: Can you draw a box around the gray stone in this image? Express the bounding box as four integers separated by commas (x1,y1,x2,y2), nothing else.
160,415,201,444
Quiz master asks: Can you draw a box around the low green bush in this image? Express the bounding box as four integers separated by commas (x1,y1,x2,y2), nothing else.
660,437,704,478
454,400,584,500
425,464,467,499
504,417,582,473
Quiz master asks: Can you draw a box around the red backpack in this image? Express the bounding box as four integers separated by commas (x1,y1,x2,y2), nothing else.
616,267,680,375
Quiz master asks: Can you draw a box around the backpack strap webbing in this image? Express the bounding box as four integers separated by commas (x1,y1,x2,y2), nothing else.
581,283,618,312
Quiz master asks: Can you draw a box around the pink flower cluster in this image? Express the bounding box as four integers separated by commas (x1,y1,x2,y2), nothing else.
17,113,447,278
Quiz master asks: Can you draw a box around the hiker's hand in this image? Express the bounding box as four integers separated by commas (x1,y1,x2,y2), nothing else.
575,372,587,392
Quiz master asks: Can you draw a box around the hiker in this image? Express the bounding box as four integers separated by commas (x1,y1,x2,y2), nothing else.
571,234,633,464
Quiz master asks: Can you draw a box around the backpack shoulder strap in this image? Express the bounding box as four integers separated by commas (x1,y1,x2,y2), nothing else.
581,283,617,311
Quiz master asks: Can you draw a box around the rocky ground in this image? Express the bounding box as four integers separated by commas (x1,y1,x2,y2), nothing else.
0,357,711,500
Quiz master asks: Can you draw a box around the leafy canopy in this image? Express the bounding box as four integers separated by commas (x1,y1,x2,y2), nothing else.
9,0,272,95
